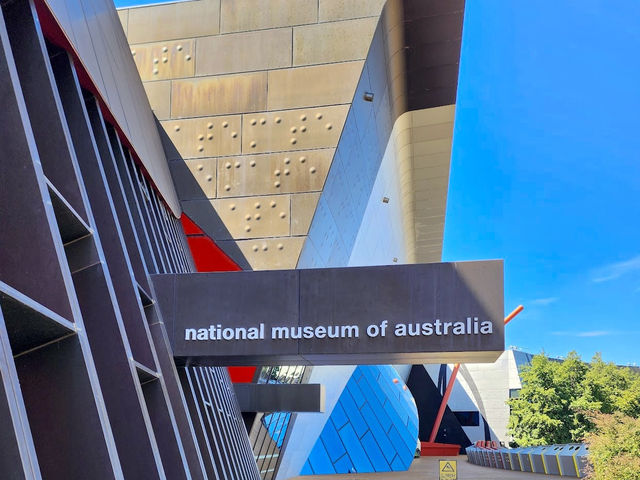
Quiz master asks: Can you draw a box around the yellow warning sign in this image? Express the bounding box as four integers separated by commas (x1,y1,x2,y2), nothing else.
439,460,457,480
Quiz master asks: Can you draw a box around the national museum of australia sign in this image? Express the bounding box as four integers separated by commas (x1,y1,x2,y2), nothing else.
152,261,504,366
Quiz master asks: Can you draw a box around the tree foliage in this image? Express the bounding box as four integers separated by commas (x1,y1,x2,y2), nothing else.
584,412,640,480
507,351,640,446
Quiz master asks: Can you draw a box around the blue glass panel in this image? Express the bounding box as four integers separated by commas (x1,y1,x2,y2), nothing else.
333,454,355,474
340,393,368,438
308,441,335,474
321,420,346,462
347,378,366,407
301,364,419,476
331,401,349,430
398,419,418,454
361,367,389,408
337,423,373,472
391,452,409,471
360,431,390,471
359,402,396,463
362,388,393,432
387,424,413,459
300,461,313,476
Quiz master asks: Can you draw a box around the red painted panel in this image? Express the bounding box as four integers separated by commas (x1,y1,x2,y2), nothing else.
420,442,461,456
186,236,241,272
180,214,203,236
227,367,257,383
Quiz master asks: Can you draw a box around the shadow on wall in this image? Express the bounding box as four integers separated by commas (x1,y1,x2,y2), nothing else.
155,117,251,270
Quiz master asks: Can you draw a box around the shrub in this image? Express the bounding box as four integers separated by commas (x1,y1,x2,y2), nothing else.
584,411,640,480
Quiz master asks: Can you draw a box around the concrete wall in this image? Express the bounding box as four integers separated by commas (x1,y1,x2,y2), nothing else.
119,0,386,269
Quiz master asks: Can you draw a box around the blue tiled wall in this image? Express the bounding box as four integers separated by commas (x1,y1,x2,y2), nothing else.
300,365,418,475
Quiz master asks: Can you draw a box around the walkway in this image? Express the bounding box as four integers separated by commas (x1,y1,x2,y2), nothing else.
289,455,558,480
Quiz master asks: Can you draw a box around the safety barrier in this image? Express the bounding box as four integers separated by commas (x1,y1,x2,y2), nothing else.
466,441,589,477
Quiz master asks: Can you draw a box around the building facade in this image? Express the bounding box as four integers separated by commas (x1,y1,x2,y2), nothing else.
117,0,466,477
0,0,516,479
0,0,258,477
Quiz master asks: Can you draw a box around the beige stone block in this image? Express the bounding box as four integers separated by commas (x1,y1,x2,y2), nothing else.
267,61,363,110
171,72,267,117
161,115,242,159
212,195,291,239
118,9,128,35
318,0,385,22
196,29,292,76
170,158,216,200
217,149,332,198
132,39,194,81
232,237,305,270
127,0,220,44
143,81,171,120
293,17,377,66
220,0,317,33
242,105,348,154
292,192,320,236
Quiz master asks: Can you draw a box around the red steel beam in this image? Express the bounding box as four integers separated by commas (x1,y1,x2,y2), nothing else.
427,305,524,443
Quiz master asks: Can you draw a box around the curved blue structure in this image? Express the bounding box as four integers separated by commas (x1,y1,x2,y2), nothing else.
300,365,418,475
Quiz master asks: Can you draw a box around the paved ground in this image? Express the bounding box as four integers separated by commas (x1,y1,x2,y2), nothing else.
289,455,557,480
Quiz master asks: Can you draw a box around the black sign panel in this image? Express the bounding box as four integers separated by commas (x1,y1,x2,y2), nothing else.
152,261,504,366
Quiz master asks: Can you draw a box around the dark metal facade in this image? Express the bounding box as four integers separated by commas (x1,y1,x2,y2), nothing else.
0,0,259,478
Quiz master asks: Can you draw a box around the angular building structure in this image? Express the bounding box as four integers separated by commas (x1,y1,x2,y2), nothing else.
0,0,511,478
0,0,258,477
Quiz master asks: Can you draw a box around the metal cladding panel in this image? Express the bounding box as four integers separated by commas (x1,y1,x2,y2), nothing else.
234,383,325,413
153,260,504,365
298,0,465,269
403,0,465,111
37,0,181,216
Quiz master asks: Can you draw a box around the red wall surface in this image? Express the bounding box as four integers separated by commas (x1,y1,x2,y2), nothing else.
180,215,256,383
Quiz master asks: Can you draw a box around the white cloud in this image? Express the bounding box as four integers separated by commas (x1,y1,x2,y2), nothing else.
591,254,640,283
530,297,558,306
551,330,640,337
577,330,612,337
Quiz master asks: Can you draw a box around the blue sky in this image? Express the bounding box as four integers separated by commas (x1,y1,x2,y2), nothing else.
443,1,640,365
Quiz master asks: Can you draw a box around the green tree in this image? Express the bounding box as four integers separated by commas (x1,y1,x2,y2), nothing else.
507,351,640,446
584,412,640,480
576,354,638,414
507,353,580,445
